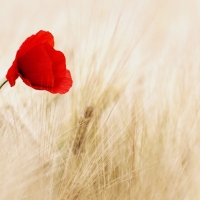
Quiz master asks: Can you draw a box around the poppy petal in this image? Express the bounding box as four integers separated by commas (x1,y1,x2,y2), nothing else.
43,43,73,94
6,60,19,87
18,44,54,88
51,70,73,94
17,30,54,58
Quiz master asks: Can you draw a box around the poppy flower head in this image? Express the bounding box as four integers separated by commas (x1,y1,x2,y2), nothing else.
6,30,73,94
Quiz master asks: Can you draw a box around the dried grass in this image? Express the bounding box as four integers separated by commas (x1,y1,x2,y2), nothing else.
0,0,200,199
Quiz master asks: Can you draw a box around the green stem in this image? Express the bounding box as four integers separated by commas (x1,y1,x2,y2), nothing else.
0,80,8,89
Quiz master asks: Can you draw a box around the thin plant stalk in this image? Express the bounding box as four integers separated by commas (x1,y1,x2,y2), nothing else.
0,80,8,89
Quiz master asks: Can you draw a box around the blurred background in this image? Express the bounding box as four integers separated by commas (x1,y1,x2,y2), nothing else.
0,0,199,79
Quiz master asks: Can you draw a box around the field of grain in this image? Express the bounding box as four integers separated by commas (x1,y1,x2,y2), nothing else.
0,0,200,199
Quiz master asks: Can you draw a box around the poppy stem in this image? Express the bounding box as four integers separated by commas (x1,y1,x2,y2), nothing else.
0,80,8,89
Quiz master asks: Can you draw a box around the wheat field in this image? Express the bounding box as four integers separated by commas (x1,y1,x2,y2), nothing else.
0,0,200,199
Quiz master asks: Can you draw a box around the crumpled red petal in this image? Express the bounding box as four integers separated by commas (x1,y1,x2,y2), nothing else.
17,30,54,58
43,43,73,94
18,44,54,88
6,60,19,87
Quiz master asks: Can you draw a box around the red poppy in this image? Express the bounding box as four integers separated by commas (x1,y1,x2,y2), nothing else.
6,30,73,94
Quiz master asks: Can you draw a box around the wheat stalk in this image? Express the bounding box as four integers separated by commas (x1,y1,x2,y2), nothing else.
73,106,93,155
